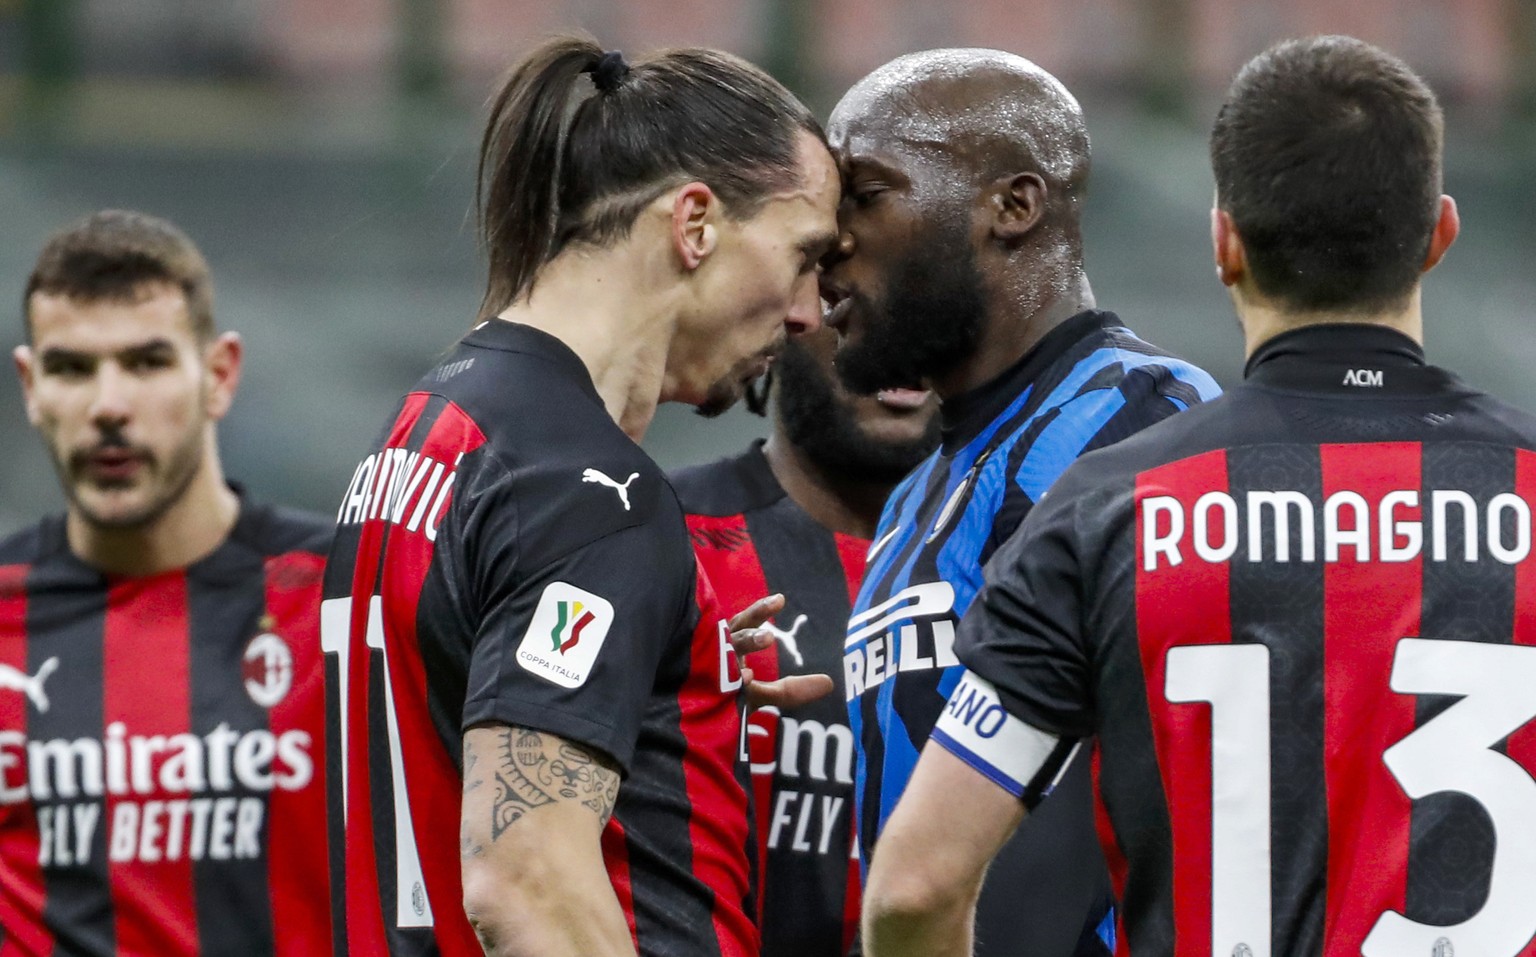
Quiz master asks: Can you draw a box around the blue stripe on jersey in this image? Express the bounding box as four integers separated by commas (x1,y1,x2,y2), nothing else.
848,329,1221,852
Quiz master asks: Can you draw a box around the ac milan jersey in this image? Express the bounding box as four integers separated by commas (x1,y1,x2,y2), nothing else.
0,499,332,957
847,310,1220,956
672,442,866,957
323,319,753,957
946,324,1536,956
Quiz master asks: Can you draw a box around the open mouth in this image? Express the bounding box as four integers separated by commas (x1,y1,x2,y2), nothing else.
875,387,932,411
819,282,853,329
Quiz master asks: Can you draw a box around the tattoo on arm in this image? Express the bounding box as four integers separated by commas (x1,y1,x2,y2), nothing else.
467,726,622,844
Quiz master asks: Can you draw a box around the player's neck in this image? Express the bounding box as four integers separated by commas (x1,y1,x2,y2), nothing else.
1239,287,1425,358
497,245,677,442
929,271,1094,400
763,433,890,540
67,450,240,578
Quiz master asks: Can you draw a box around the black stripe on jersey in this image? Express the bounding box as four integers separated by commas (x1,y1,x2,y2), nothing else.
1095,500,1176,957
28,559,115,956
189,559,276,956
1227,444,1329,956
1409,442,1512,923
743,499,852,957
623,655,725,957
1081,368,1194,457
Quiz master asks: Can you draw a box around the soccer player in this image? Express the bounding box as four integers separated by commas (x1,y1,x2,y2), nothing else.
671,327,940,957
862,35,1536,957
822,49,1221,957
0,210,333,955
322,37,839,957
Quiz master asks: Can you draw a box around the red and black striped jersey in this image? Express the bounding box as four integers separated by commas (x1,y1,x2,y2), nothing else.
671,442,867,957
322,320,754,957
0,498,332,957
945,325,1536,956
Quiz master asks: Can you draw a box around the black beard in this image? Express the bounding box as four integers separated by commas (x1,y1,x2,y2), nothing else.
774,339,941,485
833,228,987,395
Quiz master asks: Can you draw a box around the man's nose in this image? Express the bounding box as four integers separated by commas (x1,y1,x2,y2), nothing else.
88,363,132,427
784,273,824,337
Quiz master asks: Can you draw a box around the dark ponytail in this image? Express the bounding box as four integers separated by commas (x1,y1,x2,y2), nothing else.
476,34,823,321
476,37,604,322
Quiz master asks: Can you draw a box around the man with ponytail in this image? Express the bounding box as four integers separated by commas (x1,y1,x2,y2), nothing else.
322,36,839,957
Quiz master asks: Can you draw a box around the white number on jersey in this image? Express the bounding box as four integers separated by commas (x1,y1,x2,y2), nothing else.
320,595,435,929
1166,638,1536,957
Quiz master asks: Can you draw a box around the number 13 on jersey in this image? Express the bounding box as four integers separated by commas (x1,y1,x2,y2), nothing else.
1167,638,1536,957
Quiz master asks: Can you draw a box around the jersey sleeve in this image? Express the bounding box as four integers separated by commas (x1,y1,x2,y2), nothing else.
457,457,694,775
952,466,1100,741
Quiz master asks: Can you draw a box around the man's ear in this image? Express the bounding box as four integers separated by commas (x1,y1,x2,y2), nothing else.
988,172,1047,243
1211,207,1247,287
203,332,243,422
13,345,39,426
1422,194,1459,273
672,182,720,271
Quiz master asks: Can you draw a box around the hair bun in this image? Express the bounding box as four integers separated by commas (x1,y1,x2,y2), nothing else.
588,50,630,94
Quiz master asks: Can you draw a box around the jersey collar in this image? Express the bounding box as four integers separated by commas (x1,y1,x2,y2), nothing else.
1244,323,1467,396
939,310,1122,454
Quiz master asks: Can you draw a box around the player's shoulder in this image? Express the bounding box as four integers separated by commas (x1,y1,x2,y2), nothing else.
1069,316,1221,404
1453,389,1536,448
0,516,63,568
230,497,335,558
1048,393,1237,499
668,441,784,518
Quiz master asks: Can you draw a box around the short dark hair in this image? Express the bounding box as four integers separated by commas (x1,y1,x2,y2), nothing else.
1210,36,1443,312
476,35,824,320
24,210,215,341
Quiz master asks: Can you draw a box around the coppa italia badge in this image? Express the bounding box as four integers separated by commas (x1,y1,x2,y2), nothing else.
517,583,614,688
243,615,294,708
550,600,596,655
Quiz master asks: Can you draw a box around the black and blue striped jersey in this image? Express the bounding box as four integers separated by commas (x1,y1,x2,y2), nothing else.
845,309,1220,956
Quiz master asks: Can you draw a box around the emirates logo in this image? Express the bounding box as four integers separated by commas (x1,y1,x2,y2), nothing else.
243,617,294,708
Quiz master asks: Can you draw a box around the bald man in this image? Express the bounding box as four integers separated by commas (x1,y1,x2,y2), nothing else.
820,51,1221,956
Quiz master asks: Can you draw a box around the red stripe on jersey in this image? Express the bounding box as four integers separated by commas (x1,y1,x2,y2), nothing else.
344,393,488,955
1508,449,1536,957
1134,448,1230,956
263,552,330,956
687,512,776,917
832,530,868,956
601,818,640,951
1510,450,1536,762
0,564,49,957
1090,746,1130,957
832,532,868,608
103,573,196,956
675,563,755,956
1318,442,1421,952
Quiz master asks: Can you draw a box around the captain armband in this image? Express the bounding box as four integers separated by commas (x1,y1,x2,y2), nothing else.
930,670,1083,810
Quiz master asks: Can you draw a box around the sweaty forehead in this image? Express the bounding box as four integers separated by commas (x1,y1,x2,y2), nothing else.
828,49,1086,185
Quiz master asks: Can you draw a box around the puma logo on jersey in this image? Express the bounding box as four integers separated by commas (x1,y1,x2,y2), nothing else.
1343,368,1383,387
582,469,640,511
0,658,59,713
762,614,808,666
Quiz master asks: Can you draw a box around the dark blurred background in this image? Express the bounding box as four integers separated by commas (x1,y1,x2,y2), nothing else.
1,0,1533,533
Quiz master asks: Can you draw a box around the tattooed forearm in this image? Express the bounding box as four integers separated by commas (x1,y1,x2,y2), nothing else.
464,725,622,847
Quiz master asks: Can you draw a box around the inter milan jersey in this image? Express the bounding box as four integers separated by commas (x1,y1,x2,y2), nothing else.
672,442,867,957
848,310,1220,956
944,325,1536,956
0,499,332,956
323,320,752,957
